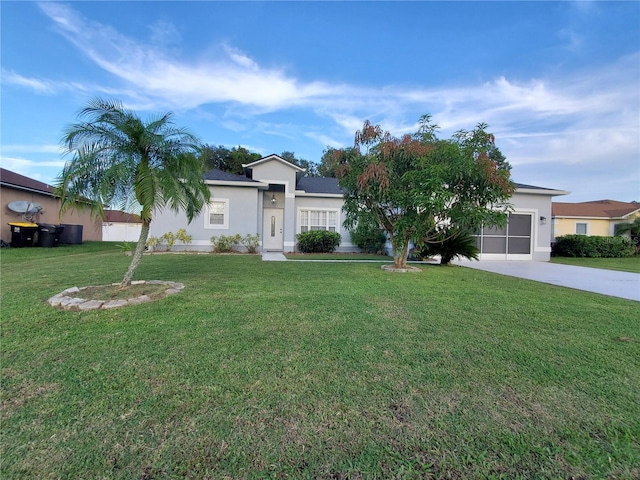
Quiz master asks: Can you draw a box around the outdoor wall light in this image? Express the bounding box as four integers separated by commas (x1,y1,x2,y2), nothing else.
270,194,277,206
540,216,547,225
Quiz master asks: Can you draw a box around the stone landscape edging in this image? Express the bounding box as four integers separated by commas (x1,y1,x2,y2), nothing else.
47,280,185,311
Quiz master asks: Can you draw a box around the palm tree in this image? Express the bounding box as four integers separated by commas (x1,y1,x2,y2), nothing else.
57,98,210,285
615,217,640,254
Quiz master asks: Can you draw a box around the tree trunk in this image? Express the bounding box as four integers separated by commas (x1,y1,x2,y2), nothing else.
391,236,410,269
121,221,150,286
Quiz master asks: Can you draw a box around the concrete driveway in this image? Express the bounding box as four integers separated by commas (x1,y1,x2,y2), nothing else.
455,260,640,302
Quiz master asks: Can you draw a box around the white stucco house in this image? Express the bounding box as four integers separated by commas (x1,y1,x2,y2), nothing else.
150,154,568,261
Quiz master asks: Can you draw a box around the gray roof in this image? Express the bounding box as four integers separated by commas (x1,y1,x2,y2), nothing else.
514,183,549,190
204,169,261,183
296,177,345,194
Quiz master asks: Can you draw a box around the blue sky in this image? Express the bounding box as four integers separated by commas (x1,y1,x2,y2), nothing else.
1,1,639,202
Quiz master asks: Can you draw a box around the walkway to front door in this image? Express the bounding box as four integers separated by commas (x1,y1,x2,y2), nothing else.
261,252,287,261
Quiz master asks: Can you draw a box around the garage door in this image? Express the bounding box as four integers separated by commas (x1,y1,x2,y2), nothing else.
474,213,533,260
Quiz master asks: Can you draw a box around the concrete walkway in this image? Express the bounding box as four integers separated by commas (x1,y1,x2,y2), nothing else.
261,252,288,261
455,260,640,302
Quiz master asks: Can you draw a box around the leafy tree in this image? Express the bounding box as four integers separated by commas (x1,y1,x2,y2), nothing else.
200,144,260,174
349,211,387,254
57,98,210,285
280,151,319,177
318,147,358,177
337,115,514,269
229,146,261,173
200,144,231,171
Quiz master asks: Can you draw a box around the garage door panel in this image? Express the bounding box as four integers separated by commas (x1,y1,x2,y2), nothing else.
482,237,507,253
507,237,531,254
508,214,532,236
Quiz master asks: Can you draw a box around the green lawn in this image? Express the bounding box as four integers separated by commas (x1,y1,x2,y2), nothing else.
551,255,640,273
2,243,639,479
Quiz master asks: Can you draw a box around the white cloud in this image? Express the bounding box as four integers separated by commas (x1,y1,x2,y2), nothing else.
2,144,64,154
148,19,182,47
1,70,57,94
1,156,67,185
27,2,639,201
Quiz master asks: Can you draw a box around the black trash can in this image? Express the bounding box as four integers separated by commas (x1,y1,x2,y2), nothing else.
8,222,39,247
59,224,83,244
38,224,65,247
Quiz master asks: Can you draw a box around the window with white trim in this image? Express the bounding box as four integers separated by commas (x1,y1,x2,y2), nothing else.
575,223,588,235
205,199,229,229
299,209,338,232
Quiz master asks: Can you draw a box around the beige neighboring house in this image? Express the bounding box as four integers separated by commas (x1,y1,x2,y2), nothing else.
552,199,640,239
102,210,142,242
0,168,102,244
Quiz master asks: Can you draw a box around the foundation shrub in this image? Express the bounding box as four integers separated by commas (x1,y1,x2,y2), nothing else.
296,230,341,253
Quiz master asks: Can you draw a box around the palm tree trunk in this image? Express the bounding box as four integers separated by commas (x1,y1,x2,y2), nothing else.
121,221,150,286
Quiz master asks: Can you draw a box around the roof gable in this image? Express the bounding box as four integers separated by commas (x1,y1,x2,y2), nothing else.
243,154,305,172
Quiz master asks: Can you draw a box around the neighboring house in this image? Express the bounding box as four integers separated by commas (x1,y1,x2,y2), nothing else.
552,200,640,239
0,168,102,244
102,210,142,242
150,154,568,261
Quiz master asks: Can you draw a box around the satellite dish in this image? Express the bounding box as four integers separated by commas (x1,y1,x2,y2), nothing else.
7,201,43,214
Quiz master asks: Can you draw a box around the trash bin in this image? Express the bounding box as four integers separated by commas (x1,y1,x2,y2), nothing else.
8,222,39,247
38,224,65,247
59,224,83,244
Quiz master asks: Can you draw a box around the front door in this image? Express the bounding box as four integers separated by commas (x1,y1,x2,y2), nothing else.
262,208,284,251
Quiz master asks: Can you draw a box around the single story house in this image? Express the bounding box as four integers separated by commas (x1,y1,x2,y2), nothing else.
150,154,568,261
552,200,640,239
0,168,102,244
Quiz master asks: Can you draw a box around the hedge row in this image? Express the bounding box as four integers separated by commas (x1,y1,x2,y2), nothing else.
552,234,635,258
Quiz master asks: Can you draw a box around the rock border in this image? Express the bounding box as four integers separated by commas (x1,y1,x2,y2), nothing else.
47,280,185,311
381,264,422,273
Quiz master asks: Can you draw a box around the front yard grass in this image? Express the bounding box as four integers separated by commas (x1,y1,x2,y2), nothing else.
1,243,639,478
551,255,640,273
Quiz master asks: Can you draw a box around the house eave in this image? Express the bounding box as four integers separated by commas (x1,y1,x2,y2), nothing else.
516,187,570,196
294,191,344,198
1,182,56,197
205,180,269,189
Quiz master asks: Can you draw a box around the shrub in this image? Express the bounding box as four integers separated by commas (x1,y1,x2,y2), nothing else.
240,234,260,254
349,220,387,254
175,228,192,245
160,231,176,251
211,234,242,253
145,236,160,249
552,234,635,258
415,228,479,265
297,230,341,253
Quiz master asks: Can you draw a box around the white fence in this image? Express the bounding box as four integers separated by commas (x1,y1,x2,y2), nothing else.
102,223,142,242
